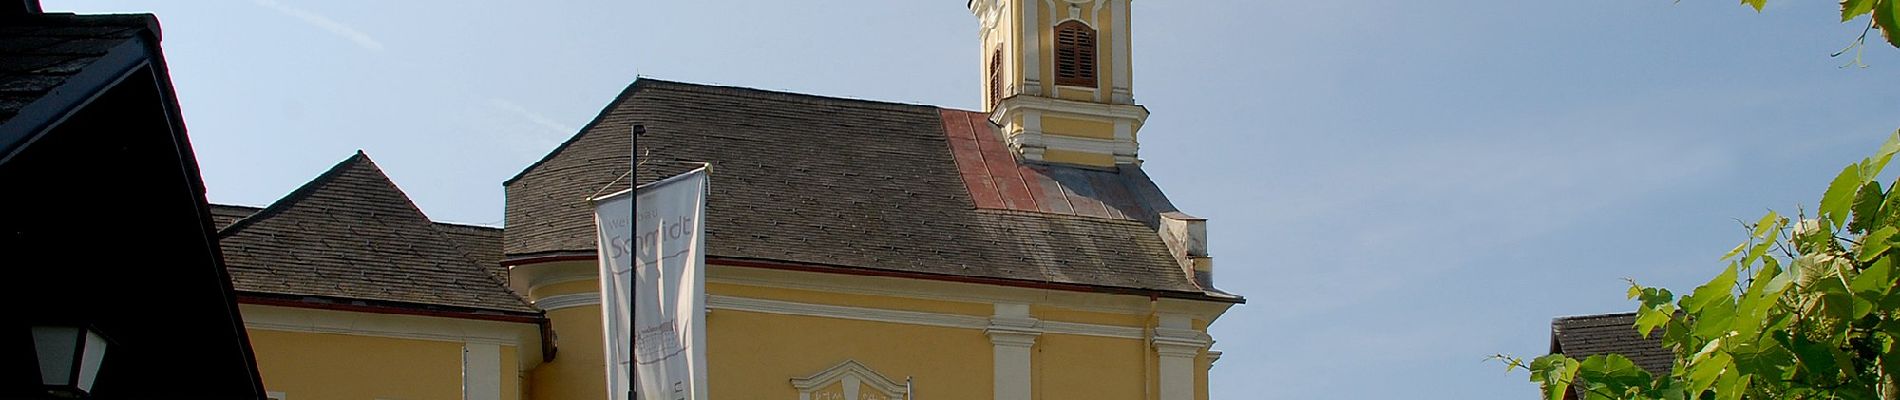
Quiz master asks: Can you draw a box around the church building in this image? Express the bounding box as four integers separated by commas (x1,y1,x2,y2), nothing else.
212,1,1244,399
512,0,1241,398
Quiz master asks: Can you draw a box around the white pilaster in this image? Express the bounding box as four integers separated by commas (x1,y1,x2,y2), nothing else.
463,342,502,400
1152,315,1207,400
987,304,1040,400
1112,119,1135,163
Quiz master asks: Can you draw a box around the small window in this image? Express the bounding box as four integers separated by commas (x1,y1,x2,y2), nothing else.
989,48,1004,110
1053,20,1097,88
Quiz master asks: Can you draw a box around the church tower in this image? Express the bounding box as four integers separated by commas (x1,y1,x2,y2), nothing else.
971,0,1148,167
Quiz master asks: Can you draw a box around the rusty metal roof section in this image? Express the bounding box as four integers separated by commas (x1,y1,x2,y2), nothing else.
938,109,1182,225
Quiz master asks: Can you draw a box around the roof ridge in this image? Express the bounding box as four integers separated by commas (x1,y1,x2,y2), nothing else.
633,77,943,113
1552,312,1639,321
502,79,645,187
220,151,535,312
218,150,370,238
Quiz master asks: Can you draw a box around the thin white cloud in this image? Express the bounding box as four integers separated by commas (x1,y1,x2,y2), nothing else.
487,98,576,134
252,0,385,52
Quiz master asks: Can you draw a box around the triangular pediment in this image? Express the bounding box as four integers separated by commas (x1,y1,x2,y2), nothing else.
790,359,907,400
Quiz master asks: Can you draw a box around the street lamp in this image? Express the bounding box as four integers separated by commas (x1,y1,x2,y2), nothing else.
31,325,108,398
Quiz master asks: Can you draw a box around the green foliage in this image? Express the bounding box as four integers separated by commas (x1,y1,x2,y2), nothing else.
1830,0,1900,49
1732,0,1900,66
1503,130,1900,399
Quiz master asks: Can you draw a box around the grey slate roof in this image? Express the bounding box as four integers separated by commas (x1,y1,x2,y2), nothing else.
221,152,535,314
504,78,1226,298
0,13,152,125
213,203,510,286
1550,313,1674,377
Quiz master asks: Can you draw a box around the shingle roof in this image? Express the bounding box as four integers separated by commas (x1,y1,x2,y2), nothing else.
0,13,154,125
221,152,535,314
1550,313,1674,377
505,78,1234,298
212,203,510,286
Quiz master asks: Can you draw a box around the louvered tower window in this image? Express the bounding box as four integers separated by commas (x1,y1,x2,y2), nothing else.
989,48,1004,111
1054,21,1096,87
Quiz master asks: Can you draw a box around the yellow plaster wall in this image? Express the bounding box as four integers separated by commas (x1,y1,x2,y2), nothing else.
503,345,521,400
707,308,992,399
1094,4,1115,94
1034,333,1146,400
1197,352,1211,400
708,282,990,317
248,329,463,400
1032,305,1145,327
1040,115,1115,139
1055,88,1096,102
1041,148,1115,167
533,305,607,400
530,279,600,299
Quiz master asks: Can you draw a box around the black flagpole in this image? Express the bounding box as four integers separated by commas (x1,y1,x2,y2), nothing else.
630,123,643,400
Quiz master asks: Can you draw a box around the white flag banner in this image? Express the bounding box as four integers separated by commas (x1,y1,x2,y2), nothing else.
601,167,708,400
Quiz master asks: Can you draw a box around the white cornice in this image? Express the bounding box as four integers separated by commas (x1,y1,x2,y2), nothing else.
706,264,1236,321
708,295,989,330
707,294,1149,340
1040,133,1137,156
991,95,1148,125
239,304,544,372
534,293,600,311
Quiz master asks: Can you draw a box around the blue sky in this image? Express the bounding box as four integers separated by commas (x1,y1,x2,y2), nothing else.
52,1,1900,398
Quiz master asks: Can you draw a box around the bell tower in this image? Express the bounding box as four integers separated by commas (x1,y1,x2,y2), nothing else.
971,0,1148,167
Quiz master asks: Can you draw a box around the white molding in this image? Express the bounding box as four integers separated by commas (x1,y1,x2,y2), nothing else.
1207,350,1223,368
266,392,286,400
792,360,908,400
535,293,600,311
238,304,537,348
707,295,990,330
464,343,501,400
705,264,1236,321
1043,320,1143,339
994,95,1148,124
710,293,1149,341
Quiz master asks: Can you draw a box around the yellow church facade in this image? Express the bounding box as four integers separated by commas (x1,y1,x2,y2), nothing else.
214,1,1243,399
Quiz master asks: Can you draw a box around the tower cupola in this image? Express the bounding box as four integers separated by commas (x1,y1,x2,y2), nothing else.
970,0,1148,167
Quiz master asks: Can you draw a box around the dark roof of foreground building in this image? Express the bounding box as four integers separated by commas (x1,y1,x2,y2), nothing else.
505,78,1238,300
1550,313,1673,376
0,11,161,158
221,152,535,315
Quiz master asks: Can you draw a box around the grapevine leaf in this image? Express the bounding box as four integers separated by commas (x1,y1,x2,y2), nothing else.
1857,226,1897,262
1852,256,1894,302
1824,163,1864,230
1685,264,1738,313
1845,0,1877,21
1880,0,1900,48
1850,181,1884,233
